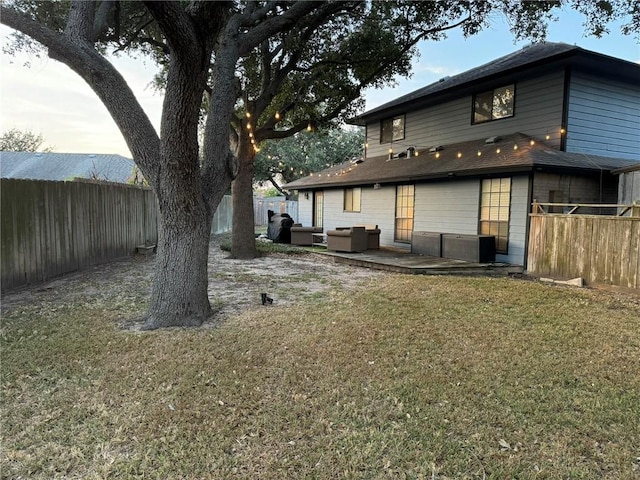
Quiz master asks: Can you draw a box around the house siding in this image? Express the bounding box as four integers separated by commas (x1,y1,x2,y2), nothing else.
414,180,480,234
412,176,529,265
297,194,314,226
322,187,399,247
566,72,640,160
298,175,534,266
504,175,530,265
366,70,565,158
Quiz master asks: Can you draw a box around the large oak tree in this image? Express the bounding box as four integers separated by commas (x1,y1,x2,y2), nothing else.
2,1,636,328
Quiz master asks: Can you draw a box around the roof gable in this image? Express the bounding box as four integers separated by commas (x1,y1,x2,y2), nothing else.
0,152,137,184
354,42,640,124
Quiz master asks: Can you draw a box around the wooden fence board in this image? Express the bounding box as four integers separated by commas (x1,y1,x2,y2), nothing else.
1,179,159,292
528,213,640,289
2,178,239,292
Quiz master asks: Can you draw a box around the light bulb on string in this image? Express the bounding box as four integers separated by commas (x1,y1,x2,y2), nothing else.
275,111,281,121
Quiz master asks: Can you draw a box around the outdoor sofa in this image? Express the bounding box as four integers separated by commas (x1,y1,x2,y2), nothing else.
354,224,381,250
326,226,368,252
290,224,323,246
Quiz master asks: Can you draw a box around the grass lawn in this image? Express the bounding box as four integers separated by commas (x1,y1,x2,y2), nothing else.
2,271,639,479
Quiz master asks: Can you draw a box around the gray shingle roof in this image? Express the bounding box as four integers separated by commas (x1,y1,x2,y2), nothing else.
283,133,638,190
0,152,138,184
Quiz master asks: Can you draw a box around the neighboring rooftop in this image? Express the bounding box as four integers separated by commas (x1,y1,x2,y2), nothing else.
353,42,640,124
284,133,639,190
0,152,139,184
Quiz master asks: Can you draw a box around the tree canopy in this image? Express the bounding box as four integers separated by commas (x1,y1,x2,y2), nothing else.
254,127,364,197
0,128,53,152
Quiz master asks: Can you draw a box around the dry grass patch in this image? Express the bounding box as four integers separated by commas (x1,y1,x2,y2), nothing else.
2,275,639,479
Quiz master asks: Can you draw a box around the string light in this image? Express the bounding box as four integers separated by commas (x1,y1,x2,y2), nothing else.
496,148,501,154
457,152,462,158
513,144,518,150
477,151,482,157
307,122,312,132
560,128,566,134
246,112,251,118
275,111,281,121
246,123,252,130
545,135,550,140
530,139,536,146
435,152,440,159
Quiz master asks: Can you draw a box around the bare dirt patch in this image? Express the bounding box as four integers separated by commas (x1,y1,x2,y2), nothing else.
1,235,385,328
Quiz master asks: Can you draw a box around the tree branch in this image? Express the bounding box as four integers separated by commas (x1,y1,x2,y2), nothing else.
92,0,115,40
236,1,331,56
65,0,95,43
0,4,161,186
143,1,199,59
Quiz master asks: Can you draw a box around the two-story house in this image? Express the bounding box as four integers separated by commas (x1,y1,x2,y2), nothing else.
284,42,640,266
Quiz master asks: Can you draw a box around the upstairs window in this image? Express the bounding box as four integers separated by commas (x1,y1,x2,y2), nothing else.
344,187,361,212
380,115,405,143
473,84,515,124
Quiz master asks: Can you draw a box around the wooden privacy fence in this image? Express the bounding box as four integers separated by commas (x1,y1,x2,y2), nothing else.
1,178,158,292
527,202,640,289
254,196,298,225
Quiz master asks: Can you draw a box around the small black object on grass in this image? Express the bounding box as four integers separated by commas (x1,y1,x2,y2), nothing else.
261,293,273,305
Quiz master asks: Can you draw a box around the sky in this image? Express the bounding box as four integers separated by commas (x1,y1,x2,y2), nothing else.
1,8,638,158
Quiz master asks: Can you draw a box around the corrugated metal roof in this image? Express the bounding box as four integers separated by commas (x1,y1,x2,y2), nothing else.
284,133,638,190
0,152,138,184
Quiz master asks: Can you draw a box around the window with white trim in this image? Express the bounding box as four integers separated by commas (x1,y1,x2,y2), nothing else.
479,178,511,253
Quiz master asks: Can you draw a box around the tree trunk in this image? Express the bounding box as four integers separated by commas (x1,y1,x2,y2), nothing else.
231,134,258,259
143,199,213,330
